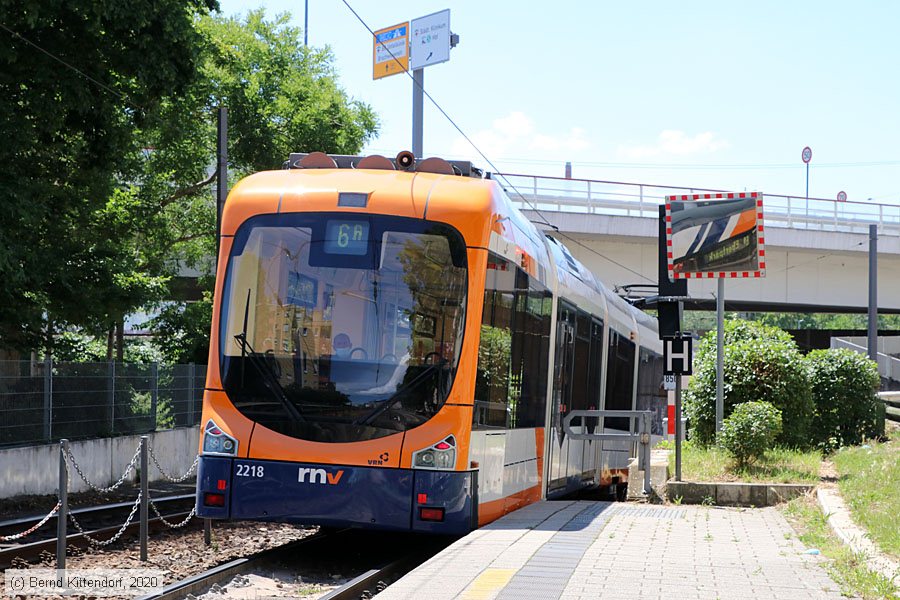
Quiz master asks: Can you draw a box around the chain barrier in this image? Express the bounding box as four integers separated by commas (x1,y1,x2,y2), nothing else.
65,442,142,494
147,449,199,483
0,502,62,541
67,491,142,547
149,497,196,529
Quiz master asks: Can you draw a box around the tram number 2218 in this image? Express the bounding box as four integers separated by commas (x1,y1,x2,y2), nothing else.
236,464,265,478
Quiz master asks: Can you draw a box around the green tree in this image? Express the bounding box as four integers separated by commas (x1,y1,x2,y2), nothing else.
138,10,379,363
147,293,214,364
134,10,379,277
0,6,379,362
0,0,218,353
684,319,814,448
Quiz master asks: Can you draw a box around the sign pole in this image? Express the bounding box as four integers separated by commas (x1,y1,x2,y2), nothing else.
716,278,725,435
868,224,878,361
802,146,812,208
805,162,809,200
664,334,691,482
412,68,424,158
675,373,682,482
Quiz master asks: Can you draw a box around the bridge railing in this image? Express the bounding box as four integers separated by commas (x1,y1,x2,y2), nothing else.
495,173,900,236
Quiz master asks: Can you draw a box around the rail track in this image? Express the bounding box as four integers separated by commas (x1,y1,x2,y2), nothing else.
139,528,452,600
0,493,196,567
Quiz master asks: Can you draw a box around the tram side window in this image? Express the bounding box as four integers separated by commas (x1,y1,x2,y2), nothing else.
636,348,665,435
474,254,551,430
475,257,515,428
604,330,636,430
509,272,551,428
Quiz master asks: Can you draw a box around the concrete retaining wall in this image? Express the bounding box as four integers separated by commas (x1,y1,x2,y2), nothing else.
667,481,814,507
0,427,200,498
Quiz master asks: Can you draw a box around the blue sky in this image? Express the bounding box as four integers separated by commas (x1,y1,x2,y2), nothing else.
218,1,900,203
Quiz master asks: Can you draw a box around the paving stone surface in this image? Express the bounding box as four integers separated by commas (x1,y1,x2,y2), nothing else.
376,500,851,600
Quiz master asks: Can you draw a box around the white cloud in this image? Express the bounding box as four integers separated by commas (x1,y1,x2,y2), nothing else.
493,111,534,138
617,130,730,159
450,112,591,160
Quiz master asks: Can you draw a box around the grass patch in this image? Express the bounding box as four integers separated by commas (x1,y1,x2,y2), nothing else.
664,440,821,483
782,495,899,600
832,427,900,560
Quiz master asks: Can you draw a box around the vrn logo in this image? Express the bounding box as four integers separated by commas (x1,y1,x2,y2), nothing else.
368,452,390,466
298,467,344,485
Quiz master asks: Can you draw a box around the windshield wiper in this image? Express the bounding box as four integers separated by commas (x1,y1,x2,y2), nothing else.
353,359,446,426
234,289,304,422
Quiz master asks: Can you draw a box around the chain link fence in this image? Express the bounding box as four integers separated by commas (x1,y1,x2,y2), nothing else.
0,360,207,448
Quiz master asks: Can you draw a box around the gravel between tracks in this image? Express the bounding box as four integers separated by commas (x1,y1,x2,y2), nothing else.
2,520,319,599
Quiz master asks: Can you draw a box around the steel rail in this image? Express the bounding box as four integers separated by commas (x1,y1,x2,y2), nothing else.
0,493,195,533
138,528,445,600
0,498,197,567
136,534,331,600
319,553,422,600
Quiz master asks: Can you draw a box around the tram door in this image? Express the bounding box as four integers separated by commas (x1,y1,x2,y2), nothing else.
548,301,576,492
581,317,605,480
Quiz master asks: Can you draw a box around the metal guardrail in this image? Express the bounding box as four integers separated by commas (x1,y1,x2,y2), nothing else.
562,409,653,495
496,173,900,236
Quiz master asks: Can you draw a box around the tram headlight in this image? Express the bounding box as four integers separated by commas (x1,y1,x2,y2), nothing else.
412,435,456,470
203,419,238,456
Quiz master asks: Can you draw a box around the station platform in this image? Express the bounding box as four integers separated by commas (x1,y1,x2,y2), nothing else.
376,500,847,600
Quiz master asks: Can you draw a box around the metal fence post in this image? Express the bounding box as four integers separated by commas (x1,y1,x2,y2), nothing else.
43,357,52,442
188,363,196,426
642,412,651,496
204,518,212,546
140,436,148,561
151,362,158,431
57,439,68,569
108,361,116,434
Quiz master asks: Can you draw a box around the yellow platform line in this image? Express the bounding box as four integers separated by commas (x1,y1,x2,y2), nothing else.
458,568,517,600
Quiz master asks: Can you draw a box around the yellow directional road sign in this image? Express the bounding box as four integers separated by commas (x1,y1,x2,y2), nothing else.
373,21,409,80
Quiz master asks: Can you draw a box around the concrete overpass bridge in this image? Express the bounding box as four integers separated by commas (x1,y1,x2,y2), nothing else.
496,173,900,313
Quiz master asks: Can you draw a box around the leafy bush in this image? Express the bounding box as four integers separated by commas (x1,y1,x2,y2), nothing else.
684,319,813,448
806,349,882,451
719,401,782,468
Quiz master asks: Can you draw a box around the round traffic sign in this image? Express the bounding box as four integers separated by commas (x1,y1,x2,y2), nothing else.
802,146,812,163
837,191,847,202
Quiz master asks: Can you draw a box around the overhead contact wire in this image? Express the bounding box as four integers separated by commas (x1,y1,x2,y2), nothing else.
340,1,653,284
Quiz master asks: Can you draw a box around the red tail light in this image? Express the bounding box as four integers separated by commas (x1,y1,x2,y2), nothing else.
203,492,225,507
417,493,428,504
419,507,445,522
217,479,227,491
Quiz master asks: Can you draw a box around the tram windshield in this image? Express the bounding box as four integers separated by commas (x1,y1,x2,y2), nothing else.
219,213,468,443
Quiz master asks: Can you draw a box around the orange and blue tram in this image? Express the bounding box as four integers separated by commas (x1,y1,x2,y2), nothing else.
196,152,665,534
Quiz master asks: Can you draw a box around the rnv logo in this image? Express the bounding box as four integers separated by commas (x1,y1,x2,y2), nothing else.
298,467,344,485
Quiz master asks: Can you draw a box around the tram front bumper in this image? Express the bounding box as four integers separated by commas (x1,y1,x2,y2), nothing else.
196,456,477,534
